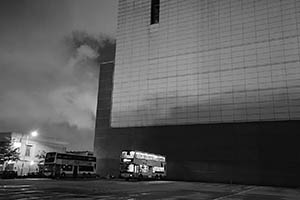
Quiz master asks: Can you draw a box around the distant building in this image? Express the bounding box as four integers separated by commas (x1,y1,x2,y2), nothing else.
0,132,67,176
95,0,300,186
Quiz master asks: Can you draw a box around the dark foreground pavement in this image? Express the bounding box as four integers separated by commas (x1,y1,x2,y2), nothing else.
0,178,300,200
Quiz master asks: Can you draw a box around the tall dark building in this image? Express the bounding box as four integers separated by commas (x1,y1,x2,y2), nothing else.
95,0,300,186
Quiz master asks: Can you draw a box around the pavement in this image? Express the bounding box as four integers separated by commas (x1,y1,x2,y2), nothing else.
0,178,300,199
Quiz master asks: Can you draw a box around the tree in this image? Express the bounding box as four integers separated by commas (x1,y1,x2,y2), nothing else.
35,150,46,163
0,139,20,162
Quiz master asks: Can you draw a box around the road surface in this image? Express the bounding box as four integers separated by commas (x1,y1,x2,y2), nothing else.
0,178,300,199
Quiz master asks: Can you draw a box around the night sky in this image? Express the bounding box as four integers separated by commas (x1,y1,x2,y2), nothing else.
0,0,118,150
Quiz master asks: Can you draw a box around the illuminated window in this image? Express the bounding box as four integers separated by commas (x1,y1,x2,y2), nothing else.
25,145,32,157
123,158,132,162
128,164,134,172
151,0,160,24
62,165,73,171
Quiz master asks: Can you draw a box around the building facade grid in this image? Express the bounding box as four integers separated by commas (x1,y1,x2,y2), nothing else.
112,0,300,127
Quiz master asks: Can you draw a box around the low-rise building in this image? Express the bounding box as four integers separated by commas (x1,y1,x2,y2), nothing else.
0,132,67,176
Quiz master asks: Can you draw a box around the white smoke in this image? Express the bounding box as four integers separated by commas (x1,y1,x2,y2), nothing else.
50,44,99,130
77,45,98,60
49,86,96,129
0,32,114,150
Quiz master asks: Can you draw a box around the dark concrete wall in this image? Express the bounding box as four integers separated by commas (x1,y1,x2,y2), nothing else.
94,63,300,187
95,121,300,186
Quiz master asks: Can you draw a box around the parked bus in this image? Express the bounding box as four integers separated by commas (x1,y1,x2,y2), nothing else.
43,152,96,178
120,150,166,180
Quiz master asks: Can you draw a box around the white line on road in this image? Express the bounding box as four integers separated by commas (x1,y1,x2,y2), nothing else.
1,185,31,188
212,186,259,200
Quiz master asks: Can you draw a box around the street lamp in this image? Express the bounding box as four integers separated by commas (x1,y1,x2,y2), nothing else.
30,130,38,137
20,130,39,176
25,130,38,144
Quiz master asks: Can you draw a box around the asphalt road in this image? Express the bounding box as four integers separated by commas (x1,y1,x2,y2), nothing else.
0,178,300,199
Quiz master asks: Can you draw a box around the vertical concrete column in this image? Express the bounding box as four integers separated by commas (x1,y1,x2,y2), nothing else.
94,62,115,177
95,62,114,128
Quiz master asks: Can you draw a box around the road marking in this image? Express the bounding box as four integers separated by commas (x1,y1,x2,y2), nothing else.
1,185,31,188
212,186,258,200
143,181,172,184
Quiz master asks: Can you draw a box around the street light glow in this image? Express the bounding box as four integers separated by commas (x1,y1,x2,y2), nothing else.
31,130,38,137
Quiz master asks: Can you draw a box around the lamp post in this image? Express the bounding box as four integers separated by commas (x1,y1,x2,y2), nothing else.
25,130,39,145
20,130,38,176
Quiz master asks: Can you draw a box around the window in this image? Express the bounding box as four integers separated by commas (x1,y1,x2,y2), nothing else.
79,166,94,172
45,152,56,163
62,165,73,171
25,145,32,157
151,0,160,24
56,153,96,161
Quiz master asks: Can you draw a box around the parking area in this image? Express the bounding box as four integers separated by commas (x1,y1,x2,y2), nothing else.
1,178,300,199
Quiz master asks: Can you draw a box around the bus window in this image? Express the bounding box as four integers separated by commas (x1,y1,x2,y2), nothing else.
62,165,73,171
79,166,94,172
122,158,132,163
45,152,56,163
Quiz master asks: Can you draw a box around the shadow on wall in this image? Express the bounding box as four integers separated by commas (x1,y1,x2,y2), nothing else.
113,87,290,126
